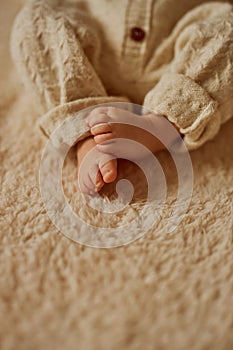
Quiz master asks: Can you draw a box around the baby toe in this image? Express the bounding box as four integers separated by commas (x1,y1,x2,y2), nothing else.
86,108,110,127
96,142,116,154
91,123,112,136
89,164,104,192
99,159,117,184
95,171,105,191
94,132,114,144
77,164,95,194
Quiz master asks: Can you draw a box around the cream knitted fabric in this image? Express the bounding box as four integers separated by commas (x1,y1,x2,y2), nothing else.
10,0,233,149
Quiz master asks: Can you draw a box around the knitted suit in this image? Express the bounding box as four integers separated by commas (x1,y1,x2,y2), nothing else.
11,0,233,149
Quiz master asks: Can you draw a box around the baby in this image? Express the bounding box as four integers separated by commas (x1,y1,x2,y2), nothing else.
11,0,233,194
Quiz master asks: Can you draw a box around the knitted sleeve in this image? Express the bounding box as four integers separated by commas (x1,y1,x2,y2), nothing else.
143,2,233,150
10,0,129,145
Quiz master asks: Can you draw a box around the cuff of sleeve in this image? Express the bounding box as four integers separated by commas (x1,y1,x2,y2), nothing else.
143,73,221,150
37,96,130,147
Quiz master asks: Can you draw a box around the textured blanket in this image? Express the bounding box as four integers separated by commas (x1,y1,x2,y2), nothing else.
0,1,233,349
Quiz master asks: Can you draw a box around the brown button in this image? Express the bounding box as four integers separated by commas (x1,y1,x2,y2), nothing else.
130,27,146,42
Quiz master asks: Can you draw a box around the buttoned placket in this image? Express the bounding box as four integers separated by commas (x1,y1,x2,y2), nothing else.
121,0,154,79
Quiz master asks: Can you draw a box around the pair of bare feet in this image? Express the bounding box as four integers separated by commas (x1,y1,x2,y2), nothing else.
76,106,174,194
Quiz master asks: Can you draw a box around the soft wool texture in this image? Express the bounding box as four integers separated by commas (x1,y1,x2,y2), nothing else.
10,0,233,149
1,1,233,349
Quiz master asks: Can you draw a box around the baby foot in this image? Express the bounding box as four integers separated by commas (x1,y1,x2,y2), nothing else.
76,136,117,194
86,107,168,160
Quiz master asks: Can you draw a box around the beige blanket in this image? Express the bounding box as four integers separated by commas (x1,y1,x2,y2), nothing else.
1,1,233,349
